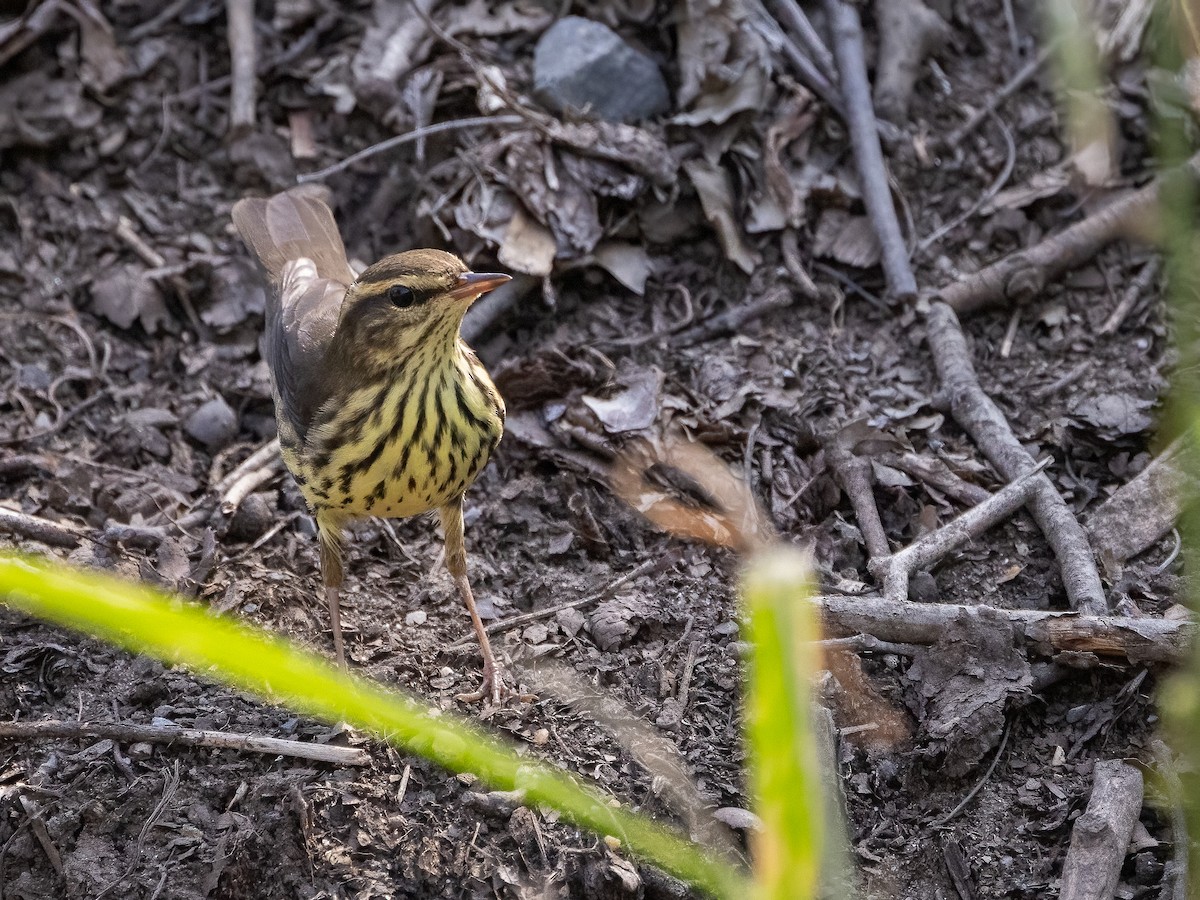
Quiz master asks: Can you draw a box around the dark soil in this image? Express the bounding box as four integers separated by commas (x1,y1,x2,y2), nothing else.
0,1,1180,898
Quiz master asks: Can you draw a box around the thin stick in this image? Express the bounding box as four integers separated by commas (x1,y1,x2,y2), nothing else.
115,216,166,267
396,763,412,805
676,641,700,711
1099,256,1160,335
674,287,793,347
869,458,1050,601
0,507,83,548
215,438,281,495
881,452,990,506
768,0,836,82
918,111,1017,252
177,438,282,532
297,115,525,184
932,719,1012,827
225,0,257,133
823,0,1108,612
823,0,916,300
946,50,1049,147
827,439,890,560
0,720,371,766
927,304,1107,613
447,556,669,649
219,456,283,516
128,0,193,40
819,634,920,656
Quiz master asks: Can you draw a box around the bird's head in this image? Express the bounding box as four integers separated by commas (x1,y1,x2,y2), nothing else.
337,249,510,358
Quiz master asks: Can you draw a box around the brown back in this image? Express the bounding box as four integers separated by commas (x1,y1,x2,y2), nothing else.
232,189,356,443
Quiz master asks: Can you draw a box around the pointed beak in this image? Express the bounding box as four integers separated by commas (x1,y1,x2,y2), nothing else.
448,271,512,301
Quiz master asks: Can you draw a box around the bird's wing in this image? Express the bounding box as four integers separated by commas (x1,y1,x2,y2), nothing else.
232,189,356,443
231,189,357,285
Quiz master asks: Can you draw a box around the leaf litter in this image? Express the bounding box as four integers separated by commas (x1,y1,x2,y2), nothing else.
0,0,1183,897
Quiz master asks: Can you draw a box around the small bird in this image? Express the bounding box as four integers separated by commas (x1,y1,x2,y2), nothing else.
231,188,510,703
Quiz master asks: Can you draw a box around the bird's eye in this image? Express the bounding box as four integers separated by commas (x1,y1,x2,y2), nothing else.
388,285,417,309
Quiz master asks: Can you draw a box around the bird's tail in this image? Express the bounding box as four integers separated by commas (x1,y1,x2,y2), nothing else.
231,187,357,286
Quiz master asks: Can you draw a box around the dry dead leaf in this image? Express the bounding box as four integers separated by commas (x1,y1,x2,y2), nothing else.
544,120,676,188
674,0,770,123
983,168,1071,213
582,366,664,433
71,1,129,93
442,0,552,37
683,158,760,274
498,206,557,277
593,242,653,295
90,264,170,333
812,210,882,269
996,564,1023,584
503,141,603,257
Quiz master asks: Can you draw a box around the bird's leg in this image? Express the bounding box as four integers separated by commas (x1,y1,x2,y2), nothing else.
316,511,347,668
439,498,504,704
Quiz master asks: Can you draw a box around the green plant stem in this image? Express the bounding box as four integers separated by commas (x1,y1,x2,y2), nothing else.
743,547,824,899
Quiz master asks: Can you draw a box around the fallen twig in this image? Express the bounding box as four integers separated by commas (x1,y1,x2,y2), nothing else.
815,593,1191,664
674,287,793,347
945,50,1049,148
826,438,890,560
1099,256,1160,335
824,0,1106,613
819,634,920,656
447,555,673,650
823,0,916,300
219,454,284,517
115,215,166,267
927,303,1107,613
917,111,1016,252
768,21,843,117
214,438,281,496
869,459,1050,601
933,718,1012,827
1059,759,1144,900
0,720,371,766
768,0,836,86
297,115,525,184
879,452,991,507
939,157,1199,314
0,507,83,549
177,438,282,531
225,0,257,134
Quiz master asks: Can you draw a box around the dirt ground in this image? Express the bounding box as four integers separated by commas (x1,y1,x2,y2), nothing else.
0,1,1184,898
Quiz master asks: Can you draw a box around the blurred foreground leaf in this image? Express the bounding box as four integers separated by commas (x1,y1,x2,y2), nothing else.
743,547,825,900
0,554,748,900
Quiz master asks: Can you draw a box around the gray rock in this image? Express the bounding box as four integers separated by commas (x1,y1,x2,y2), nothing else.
533,16,669,122
185,395,238,448
227,492,273,542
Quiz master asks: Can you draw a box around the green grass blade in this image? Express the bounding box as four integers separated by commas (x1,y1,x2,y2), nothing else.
743,547,824,900
0,553,748,900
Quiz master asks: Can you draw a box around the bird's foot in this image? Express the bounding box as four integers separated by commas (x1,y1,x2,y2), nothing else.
455,659,508,706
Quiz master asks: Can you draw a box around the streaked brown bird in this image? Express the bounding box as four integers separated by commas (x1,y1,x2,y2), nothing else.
232,188,510,703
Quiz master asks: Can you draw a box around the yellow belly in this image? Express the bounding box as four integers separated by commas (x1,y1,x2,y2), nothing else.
281,355,503,519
